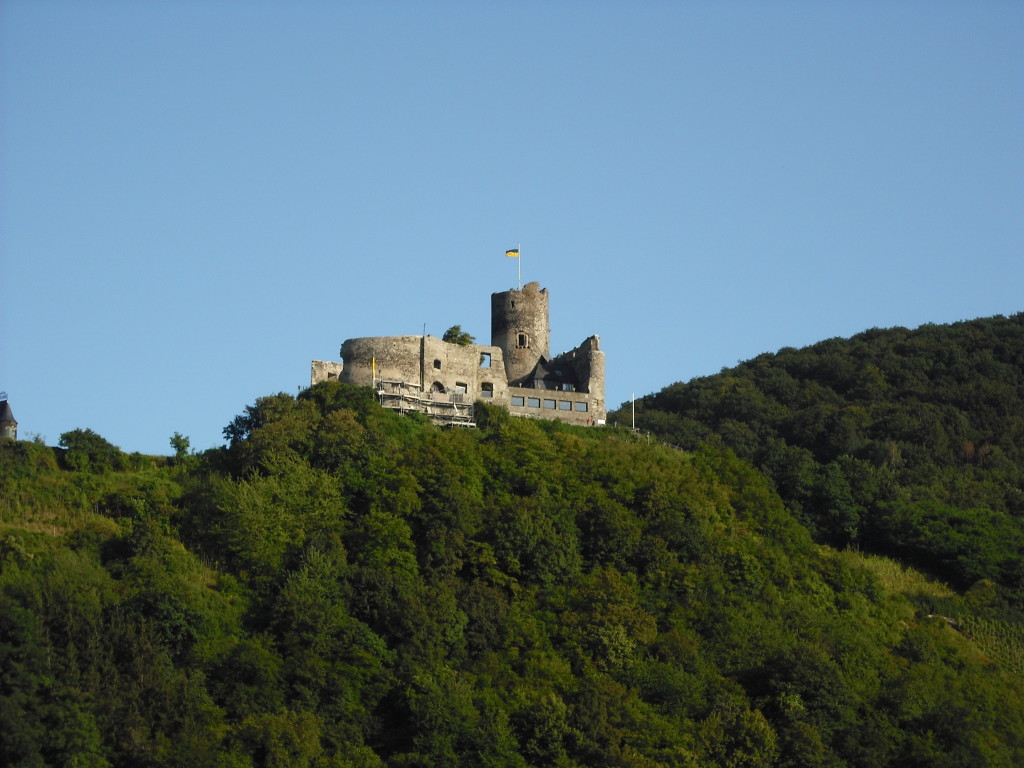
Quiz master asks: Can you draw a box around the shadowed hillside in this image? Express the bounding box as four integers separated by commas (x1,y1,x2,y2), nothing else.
613,313,1024,610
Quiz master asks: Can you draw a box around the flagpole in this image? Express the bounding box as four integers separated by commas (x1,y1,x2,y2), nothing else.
505,244,522,289
517,241,522,291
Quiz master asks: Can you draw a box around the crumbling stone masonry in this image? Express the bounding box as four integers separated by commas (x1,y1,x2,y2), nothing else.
311,282,606,427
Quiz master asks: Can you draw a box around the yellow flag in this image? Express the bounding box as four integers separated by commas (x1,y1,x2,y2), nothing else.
505,248,520,258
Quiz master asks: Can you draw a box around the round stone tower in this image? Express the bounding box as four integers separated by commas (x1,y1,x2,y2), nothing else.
491,281,550,384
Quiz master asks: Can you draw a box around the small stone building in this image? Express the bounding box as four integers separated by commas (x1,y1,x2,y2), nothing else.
311,282,606,427
0,396,17,440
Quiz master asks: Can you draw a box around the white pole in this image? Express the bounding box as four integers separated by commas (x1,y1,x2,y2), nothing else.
518,241,522,291
632,393,635,430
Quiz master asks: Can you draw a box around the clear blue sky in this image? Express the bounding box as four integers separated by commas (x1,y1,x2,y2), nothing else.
2,1,1021,455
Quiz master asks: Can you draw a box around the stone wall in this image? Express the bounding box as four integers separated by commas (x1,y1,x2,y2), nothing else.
310,360,344,385
564,335,605,401
337,335,508,402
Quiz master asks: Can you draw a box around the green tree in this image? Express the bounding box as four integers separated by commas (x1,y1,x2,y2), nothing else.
170,431,191,459
58,427,126,472
442,325,475,346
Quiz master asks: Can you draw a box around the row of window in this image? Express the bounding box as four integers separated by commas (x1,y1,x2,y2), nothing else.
511,396,588,412
438,381,494,398
430,380,586,412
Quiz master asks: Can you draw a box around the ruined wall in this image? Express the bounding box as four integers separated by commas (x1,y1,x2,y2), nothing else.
417,336,507,400
565,335,605,402
339,336,422,388
336,335,507,403
311,360,344,385
491,282,550,384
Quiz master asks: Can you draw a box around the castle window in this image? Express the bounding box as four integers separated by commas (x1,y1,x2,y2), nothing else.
517,333,529,348
455,382,467,394
527,397,540,408
433,359,441,369
481,382,494,398
543,399,556,410
559,400,572,411
512,395,525,407
575,401,588,412
480,352,491,368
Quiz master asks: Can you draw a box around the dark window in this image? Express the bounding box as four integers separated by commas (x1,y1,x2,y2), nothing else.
433,359,441,369
481,382,494,398
517,333,528,348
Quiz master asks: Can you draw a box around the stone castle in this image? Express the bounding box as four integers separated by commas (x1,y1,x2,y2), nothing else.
311,282,606,427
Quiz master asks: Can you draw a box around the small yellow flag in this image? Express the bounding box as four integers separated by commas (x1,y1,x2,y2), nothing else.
505,248,520,258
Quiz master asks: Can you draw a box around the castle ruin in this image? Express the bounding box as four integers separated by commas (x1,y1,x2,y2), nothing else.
311,282,605,427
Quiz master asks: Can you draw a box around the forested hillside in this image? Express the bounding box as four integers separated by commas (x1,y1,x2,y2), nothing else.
614,313,1024,612
3,367,1024,766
